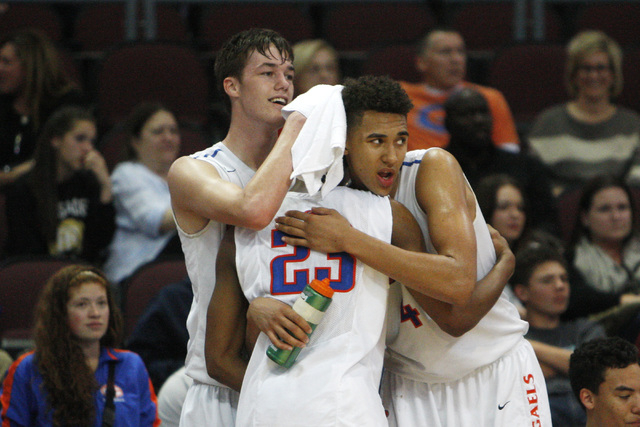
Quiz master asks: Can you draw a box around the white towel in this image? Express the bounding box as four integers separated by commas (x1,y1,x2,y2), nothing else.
282,84,346,198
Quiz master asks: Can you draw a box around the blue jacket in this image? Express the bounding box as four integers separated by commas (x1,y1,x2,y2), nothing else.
1,347,160,426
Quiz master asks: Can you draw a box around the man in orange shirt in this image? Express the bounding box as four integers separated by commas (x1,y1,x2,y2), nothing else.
402,29,520,152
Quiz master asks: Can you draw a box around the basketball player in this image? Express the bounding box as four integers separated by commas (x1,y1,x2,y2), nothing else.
167,28,302,426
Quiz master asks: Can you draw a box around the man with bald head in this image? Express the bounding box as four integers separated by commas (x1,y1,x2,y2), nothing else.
402,29,520,152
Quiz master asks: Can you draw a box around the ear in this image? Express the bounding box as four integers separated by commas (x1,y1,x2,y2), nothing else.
513,283,529,304
580,388,596,410
224,76,240,99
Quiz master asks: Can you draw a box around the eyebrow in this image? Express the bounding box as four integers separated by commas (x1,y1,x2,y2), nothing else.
257,62,294,72
367,131,410,139
615,386,635,392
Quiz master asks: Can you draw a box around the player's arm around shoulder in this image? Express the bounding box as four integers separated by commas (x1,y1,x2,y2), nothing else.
415,148,477,304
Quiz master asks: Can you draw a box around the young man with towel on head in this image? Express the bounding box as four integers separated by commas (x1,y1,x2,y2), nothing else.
204,75,517,426
167,28,304,426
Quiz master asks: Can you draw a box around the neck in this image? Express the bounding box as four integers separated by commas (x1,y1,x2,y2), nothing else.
526,309,561,329
56,161,73,183
223,115,280,170
448,140,491,168
80,341,101,371
424,82,457,95
569,97,615,123
594,239,624,264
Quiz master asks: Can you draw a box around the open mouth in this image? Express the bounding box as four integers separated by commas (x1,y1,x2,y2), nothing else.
270,97,287,106
378,170,395,186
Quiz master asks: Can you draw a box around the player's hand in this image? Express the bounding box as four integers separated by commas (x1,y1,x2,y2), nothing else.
275,207,351,254
488,225,515,274
247,297,312,351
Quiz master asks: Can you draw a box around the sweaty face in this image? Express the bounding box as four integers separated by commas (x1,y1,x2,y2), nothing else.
67,281,110,345
574,50,614,102
518,260,570,318
295,48,340,95
53,119,97,174
345,111,408,197
0,43,24,96
582,186,632,246
490,184,526,246
231,45,294,128
133,110,181,169
587,364,640,427
417,32,466,91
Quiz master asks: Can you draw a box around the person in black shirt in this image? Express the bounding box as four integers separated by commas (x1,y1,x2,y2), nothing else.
4,106,114,264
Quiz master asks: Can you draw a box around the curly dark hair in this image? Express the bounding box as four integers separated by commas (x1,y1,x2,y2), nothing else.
569,336,639,408
34,265,123,426
341,75,413,130
214,28,293,112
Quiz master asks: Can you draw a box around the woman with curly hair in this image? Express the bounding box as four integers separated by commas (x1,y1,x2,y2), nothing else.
0,265,160,426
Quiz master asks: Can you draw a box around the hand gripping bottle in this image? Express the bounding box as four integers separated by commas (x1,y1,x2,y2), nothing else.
266,278,334,368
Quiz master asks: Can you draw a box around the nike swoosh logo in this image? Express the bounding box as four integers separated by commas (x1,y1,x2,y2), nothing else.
498,401,510,410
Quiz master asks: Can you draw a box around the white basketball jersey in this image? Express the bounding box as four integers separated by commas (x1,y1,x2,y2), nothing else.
235,187,392,427
179,142,256,385
385,149,528,383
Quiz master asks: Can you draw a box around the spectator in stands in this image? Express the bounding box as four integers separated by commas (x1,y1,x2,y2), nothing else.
476,174,530,252
444,88,557,232
528,30,640,196
102,103,182,285
513,244,606,426
126,276,191,391
292,39,340,97
569,336,640,427
0,29,84,187
3,106,115,263
401,28,519,152
0,265,159,426
566,174,640,317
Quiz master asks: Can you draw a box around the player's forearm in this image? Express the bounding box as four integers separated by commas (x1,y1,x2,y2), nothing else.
206,350,247,392
450,247,514,328
342,227,474,305
410,248,515,337
239,114,305,230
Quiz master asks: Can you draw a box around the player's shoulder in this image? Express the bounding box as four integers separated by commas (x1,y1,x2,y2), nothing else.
419,147,458,167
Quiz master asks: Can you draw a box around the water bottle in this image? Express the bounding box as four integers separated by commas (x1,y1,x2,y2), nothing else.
266,278,334,368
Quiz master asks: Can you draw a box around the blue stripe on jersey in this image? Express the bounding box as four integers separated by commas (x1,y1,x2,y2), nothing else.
196,148,222,159
402,158,422,167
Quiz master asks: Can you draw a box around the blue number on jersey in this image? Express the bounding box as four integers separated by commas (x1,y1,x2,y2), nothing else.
271,230,356,295
400,303,423,328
